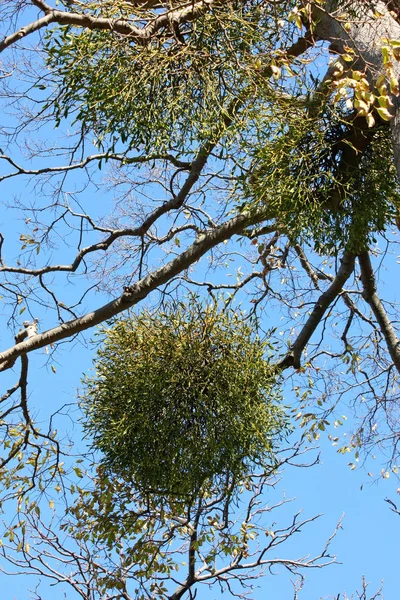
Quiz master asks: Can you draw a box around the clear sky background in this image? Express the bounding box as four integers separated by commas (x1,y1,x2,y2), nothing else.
0,121,399,600
0,6,399,598
1,328,399,599
0,222,398,599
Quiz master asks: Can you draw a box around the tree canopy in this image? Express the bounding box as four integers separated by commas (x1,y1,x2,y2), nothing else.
0,1,399,598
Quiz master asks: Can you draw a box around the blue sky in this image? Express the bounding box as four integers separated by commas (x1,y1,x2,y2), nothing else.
0,128,398,600
0,230,398,599
1,336,398,599
0,5,399,598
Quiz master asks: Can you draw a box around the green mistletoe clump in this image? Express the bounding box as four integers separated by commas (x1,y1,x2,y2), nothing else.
81,301,288,500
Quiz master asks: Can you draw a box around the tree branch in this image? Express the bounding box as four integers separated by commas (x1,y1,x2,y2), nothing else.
0,206,268,370
358,250,400,373
0,150,191,184
0,0,220,53
279,251,356,370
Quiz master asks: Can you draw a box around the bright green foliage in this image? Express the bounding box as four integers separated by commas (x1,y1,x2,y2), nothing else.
245,110,400,253
81,301,288,500
44,3,288,153
42,0,400,253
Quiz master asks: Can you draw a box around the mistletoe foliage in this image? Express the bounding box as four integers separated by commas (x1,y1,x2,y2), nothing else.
42,0,400,252
81,301,288,500
245,110,400,253
43,2,288,154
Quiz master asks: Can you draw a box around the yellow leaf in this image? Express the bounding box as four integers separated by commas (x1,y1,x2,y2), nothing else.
360,91,374,104
376,106,393,121
332,62,344,77
271,65,281,80
358,77,370,91
375,74,387,89
378,95,393,108
266,530,275,538
351,70,363,81
366,113,375,128
382,46,391,65
390,76,400,96
354,98,369,113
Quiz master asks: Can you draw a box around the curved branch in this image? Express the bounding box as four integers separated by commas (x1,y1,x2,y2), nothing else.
0,0,219,53
279,251,356,370
0,206,268,371
0,91,240,277
358,250,400,373
0,150,191,183
0,11,57,53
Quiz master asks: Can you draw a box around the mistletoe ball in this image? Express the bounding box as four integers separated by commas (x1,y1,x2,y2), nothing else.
81,301,288,499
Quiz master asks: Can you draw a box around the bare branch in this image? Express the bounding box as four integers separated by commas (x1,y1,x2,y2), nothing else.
0,150,190,183
0,206,268,370
0,0,220,53
279,251,356,369
358,250,400,374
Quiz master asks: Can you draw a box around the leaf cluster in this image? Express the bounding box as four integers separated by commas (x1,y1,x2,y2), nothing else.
245,107,400,253
42,1,294,153
80,300,288,500
41,0,400,253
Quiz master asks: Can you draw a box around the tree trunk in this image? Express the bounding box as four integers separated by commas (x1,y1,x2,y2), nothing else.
313,0,400,176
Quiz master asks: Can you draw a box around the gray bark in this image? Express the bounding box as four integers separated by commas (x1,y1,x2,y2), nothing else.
314,0,400,177
358,251,400,373
0,206,268,371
